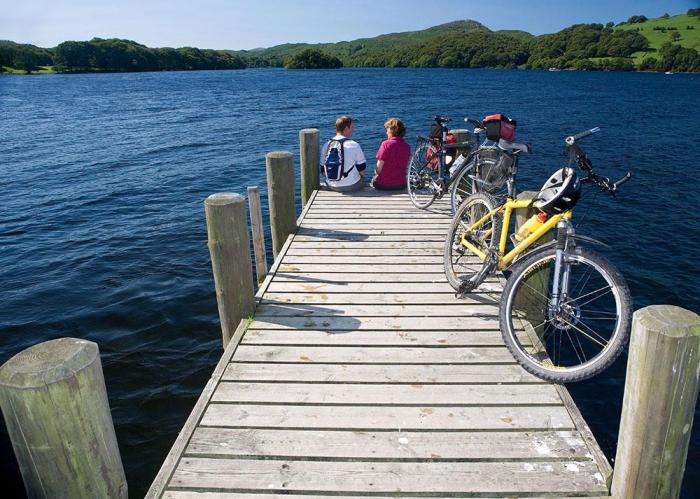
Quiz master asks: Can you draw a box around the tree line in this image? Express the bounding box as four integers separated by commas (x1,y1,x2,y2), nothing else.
0,38,245,73
2,15,699,74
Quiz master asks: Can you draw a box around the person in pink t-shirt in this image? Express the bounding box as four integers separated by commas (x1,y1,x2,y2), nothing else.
371,117,410,191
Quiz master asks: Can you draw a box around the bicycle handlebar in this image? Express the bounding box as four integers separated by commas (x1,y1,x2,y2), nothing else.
464,117,485,129
612,172,632,191
566,127,600,145
565,126,632,195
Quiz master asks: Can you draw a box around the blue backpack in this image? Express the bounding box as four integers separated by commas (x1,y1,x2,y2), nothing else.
322,138,352,181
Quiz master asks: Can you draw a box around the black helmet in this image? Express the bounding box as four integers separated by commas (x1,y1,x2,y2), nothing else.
535,167,581,214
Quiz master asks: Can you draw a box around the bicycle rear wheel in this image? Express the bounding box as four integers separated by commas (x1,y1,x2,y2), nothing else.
499,246,632,383
407,139,440,209
443,192,498,291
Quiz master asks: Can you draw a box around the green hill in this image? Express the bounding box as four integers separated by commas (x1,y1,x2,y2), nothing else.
616,13,700,64
237,20,508,67
2,12,699,74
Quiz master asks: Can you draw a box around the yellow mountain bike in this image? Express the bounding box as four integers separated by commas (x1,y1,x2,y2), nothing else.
444,128,633,382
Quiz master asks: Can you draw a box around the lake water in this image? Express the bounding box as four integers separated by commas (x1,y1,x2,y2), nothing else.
1,68,699,497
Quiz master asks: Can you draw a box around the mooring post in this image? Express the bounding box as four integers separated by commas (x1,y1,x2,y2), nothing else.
266,151,297,258
205,193,255,347
611,305,700,499
299,128,320,207
0,338,127,498
247,185,268,283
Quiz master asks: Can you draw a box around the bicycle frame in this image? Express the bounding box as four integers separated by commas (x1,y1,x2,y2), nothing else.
459,197,573,270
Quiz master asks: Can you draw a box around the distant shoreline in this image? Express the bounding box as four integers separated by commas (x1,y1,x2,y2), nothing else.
4,66,699,77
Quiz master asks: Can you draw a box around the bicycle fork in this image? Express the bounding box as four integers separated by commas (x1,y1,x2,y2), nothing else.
549,219,575,311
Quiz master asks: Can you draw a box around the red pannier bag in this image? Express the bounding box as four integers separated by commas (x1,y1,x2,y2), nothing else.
483,114,517,142
426,132,455,170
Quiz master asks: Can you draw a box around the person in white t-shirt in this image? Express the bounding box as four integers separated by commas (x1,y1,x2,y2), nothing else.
320,115,367,192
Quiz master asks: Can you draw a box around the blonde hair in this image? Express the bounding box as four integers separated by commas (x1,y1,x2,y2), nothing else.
384,117,406,137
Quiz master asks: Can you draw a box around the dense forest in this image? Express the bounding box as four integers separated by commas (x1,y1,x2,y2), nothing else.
2,10,699,74
0,38,245,73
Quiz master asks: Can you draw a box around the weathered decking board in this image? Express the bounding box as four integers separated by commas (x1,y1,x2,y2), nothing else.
148,189,612,498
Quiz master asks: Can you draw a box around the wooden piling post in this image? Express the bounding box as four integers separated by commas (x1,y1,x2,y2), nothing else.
266,151,297,258
0,338,127,498
247,186,267,284
205,193,255,347
611,305,700,499
299,128,320,207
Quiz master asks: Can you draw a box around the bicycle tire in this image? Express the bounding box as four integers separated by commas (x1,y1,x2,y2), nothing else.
407,140,440,209
499,246,632,383
443,192,499,291
449,156,478,214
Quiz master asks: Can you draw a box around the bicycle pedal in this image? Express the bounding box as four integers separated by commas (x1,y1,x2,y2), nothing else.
455,279,476,298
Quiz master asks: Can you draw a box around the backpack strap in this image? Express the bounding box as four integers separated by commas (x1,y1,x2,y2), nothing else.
336,138,358,179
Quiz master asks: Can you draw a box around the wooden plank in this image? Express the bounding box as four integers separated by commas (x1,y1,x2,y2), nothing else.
300,222,450,229
303,214,449,220
200,404,575,430
280,255,446,263
222,363,542,384
247,316,500,331
294,234,446,242
211,382,561,405
186,428,593,460
286,247,447,256
164,493,609,499
254,190,318,304
272,271,449,282
242,329,511,346
297,228,448,235
145,320,249,498
556,385,614,488
262,292,499,305
288,241,445,249
254,304,500,318
233,345,516,363
265,281,498,294
279,262,505,284
168,458,608,494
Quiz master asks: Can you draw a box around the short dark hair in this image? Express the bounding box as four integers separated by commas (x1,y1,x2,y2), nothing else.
336,115,353,133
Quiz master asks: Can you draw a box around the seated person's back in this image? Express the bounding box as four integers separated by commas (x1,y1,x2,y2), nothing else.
321,115,367,192
372,117,410,190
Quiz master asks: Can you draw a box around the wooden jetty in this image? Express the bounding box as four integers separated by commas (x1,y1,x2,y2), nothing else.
146,189,613,498
1,131,697,498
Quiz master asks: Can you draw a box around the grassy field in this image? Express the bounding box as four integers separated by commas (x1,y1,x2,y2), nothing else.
1,65,55,74
616,13,700,63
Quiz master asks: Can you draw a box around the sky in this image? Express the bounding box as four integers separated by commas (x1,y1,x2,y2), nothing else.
1,0,697,49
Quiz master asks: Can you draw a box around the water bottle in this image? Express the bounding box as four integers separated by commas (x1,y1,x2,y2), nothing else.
514,212,548,242
449,153,468,176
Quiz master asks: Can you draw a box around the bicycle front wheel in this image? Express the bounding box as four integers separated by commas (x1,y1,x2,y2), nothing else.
407,140,440,209
443,192,498,291
499,246,632,383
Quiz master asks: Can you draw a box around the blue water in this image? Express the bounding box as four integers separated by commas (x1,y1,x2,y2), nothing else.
1,68,699,497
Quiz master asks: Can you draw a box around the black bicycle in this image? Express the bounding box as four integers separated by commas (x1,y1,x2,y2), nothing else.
407,116,529,212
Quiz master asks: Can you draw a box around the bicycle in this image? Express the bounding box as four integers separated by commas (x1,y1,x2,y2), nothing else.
444,127,633,382
407,116,529,213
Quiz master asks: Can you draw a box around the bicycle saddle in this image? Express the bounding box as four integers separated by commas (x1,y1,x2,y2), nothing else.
498,139,531,154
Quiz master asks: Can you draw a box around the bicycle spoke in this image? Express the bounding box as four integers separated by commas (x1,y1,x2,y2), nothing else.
559,317,607,348
575,288,614,309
